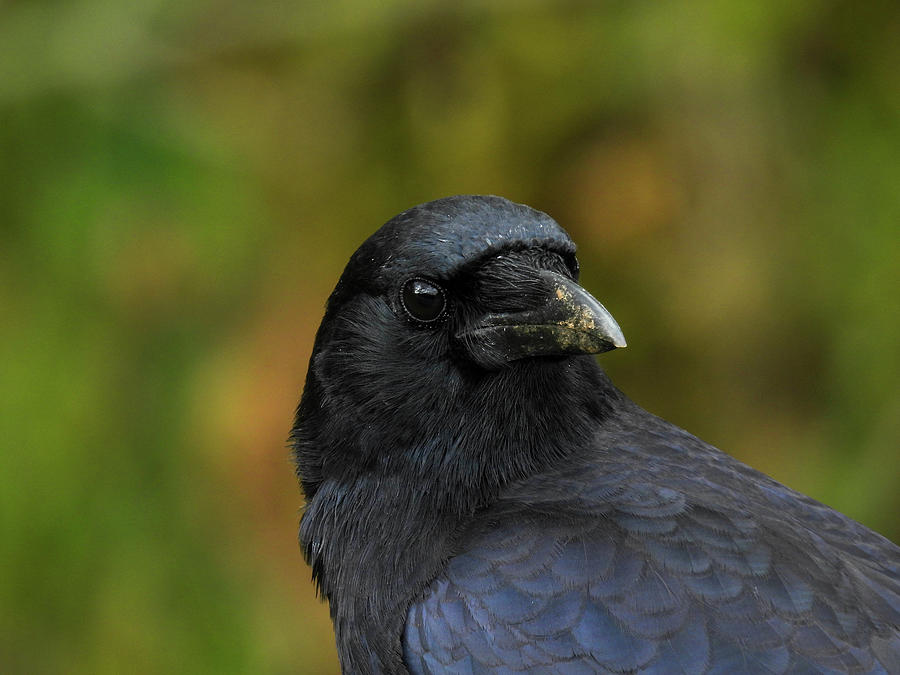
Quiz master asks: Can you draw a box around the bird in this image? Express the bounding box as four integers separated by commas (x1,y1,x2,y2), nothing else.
291,195,900,674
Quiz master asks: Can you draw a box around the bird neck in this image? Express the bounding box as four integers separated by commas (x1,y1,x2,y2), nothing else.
294,355,621,672
301,475,462,673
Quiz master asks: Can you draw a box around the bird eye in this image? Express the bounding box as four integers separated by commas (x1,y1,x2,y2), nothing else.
401,279,446,323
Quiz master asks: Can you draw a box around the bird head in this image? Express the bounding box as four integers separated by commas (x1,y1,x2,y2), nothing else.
292,195,625,506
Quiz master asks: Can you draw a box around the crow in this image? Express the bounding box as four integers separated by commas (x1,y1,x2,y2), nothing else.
291,195,900,674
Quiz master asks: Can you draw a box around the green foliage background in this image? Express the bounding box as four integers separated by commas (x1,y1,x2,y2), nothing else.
1,1,898,673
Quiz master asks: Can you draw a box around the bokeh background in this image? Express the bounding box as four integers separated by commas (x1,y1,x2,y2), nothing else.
2,1,898,673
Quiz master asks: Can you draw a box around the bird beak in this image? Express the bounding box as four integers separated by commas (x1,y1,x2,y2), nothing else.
458,270,626,369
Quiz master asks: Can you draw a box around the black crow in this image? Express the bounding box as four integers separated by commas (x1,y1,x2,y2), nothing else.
291,195,900,674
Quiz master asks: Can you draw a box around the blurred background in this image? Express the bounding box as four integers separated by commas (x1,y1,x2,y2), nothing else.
2,1,898,673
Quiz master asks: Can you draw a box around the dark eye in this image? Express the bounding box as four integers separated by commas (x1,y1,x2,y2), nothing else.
401,278,446,322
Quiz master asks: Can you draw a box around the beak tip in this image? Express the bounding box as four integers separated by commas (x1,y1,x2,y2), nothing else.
607,325,626,350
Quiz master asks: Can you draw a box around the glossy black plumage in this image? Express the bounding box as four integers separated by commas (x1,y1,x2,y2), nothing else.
291,195,900,674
